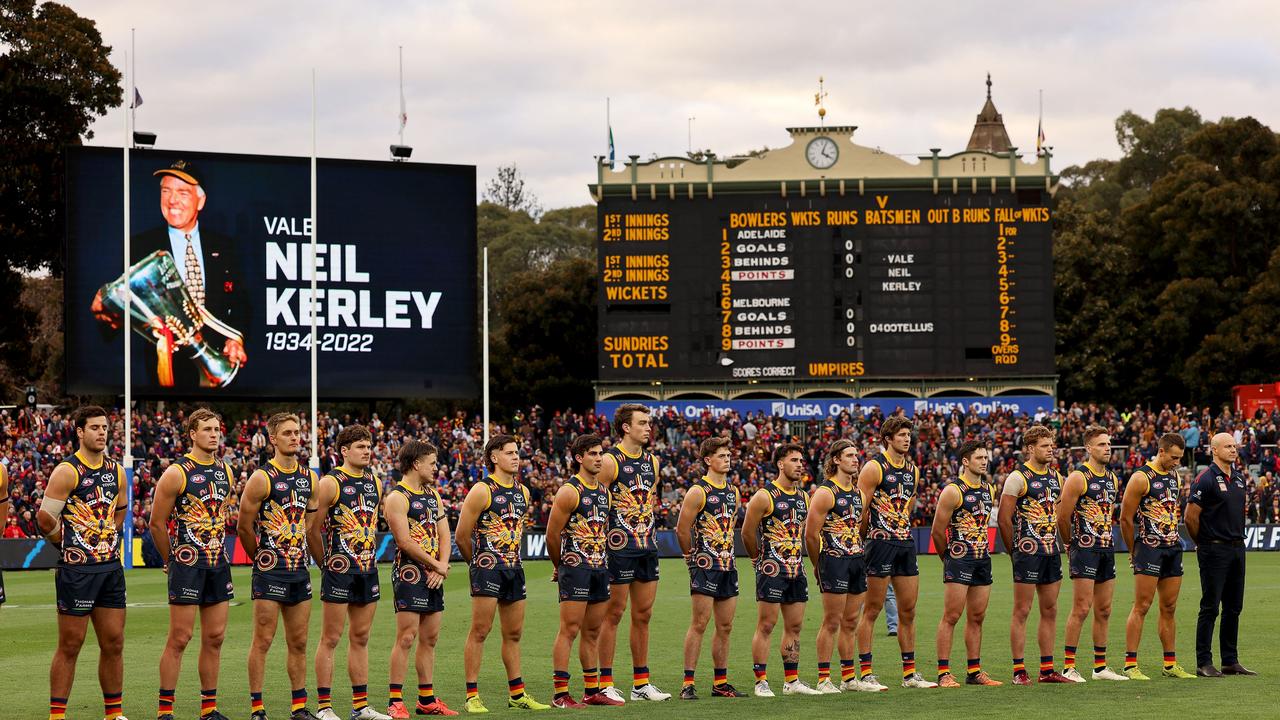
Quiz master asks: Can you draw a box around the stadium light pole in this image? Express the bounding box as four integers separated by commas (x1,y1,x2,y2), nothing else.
482,246,490,446
309,69,320,472
121,49,135,569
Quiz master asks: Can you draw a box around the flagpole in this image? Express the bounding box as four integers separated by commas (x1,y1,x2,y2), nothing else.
130,28,136,144
122,49,135,570
1038,88,1044,156
482,246,490,446
309,68,319,473
398,46,404,146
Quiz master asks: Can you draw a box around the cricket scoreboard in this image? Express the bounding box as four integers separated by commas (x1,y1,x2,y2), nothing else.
597,190,1053,381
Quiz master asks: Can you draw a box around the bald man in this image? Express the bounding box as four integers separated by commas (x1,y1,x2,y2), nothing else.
1186,433,1255,677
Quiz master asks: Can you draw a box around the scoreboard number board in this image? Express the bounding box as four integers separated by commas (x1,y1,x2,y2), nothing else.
597,190,1052,381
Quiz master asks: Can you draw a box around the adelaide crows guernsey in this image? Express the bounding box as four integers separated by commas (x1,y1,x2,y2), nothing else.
867,452,917,541
946,477,993,560
57,452,123,568
171,454,232,568
1012,462,1061,556
1071,463,1117,550
323,468,381,574
254,459,315,575
690,477,739,572
470,475,530,570
606,445,659,557
815,478,864,557
561,475,610,570
390,481,445,584
1135,464,1181,549
756,481,807,578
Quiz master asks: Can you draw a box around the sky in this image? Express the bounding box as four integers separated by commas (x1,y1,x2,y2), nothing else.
77,0,1280,210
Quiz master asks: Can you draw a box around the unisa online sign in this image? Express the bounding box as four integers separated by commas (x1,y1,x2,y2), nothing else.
594,395,1055,421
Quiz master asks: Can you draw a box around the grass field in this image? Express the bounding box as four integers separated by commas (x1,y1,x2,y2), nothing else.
2,555,1277,719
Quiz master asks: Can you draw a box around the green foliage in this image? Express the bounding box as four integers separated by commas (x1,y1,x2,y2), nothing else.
0,0,122,274
0,1,120,399
491,257,596,413
475,202,597,411
478,202,594,300
1056,110,1280,403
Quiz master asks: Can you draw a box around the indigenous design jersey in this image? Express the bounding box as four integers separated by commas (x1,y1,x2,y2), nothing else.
58,452,122,566
691,477,739,571
757,482,807,578
816,478,864,556
946,478,993,559
1013,462,1061,555
867,452,917,541
324,468,381,574
470,475,529,570
561,475,610,569
606,446,658,556
254,460,315,573
1135,464,1181,548
1071,463,1117,550
391,481,444,584
171,455,232,568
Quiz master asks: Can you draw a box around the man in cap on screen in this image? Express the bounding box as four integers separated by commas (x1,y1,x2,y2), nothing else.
129,159,248,387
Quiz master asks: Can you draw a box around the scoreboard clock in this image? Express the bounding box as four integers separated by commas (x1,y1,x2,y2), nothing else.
597,189,1053,381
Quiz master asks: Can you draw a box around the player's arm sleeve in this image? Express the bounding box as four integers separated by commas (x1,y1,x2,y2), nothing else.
1001,471,1026,497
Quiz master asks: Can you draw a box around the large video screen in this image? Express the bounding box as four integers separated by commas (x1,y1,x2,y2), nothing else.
597,189,1053,381
65,147,476,398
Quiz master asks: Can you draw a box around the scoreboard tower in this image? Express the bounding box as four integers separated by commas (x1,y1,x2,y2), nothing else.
591,90,1058,403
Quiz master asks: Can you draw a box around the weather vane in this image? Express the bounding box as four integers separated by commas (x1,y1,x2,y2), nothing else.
815,76,828,126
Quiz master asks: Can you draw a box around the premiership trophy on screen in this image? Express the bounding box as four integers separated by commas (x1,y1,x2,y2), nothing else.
91,250,242,388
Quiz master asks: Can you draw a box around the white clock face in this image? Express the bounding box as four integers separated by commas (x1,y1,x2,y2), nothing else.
806,137,838,169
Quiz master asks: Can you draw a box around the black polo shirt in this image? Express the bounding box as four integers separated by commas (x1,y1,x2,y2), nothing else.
1188,464,1247,543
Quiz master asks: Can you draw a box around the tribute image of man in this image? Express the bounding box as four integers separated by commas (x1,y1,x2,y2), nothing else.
97,159,248,388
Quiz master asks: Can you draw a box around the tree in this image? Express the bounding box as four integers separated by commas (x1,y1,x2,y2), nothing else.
477,202,593,327
0,1,120,399
0,0,122,274
1055,110,1280,404
491,257,597,412
483,163,541,218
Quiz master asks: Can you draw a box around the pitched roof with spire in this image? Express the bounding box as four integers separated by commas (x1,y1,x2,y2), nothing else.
966,72,1013,153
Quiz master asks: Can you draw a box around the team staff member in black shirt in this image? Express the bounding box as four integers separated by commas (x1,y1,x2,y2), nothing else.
1185,433,1256,678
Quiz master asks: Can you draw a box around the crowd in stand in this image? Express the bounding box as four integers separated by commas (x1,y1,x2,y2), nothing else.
3,401,1280,542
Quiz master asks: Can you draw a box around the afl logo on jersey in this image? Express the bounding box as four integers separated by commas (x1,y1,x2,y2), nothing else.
776,501,789,510
411,501,424,510
836,497,848,506
965,494,976,503
274,481,289,492
1153,482,1164,490
582,496,593,505
622,465,634,475
343,485,357,495
494,495,508,504
189,474,205,484
708,495,720,504
80,478,94,488
1030,481,1043,489
1089,483,1100,491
